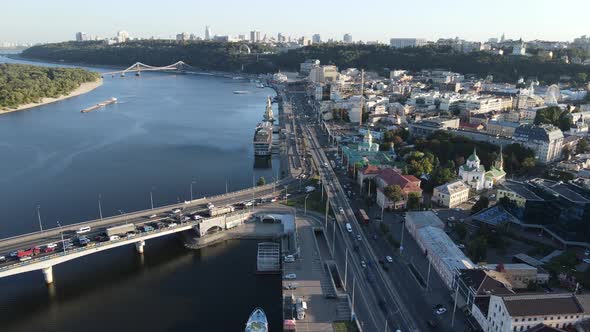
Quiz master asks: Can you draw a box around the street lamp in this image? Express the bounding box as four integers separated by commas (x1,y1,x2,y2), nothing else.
36,205,43,231
98,194,103,220
56,221,66,254
150,187,155,210
190,180,196,202
283,185,288,203
304,194,310,215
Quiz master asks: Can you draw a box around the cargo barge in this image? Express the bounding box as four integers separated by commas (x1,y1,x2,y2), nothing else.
81,97,117,113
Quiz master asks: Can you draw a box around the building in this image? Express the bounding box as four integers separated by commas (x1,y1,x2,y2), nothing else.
357,130,379,152
412,225,474,289
405,211,444,238
458,148,505,192
433,180,470,208
512,124,564,163
375,168,422,210
486,293,585,332
390,38,427,48
205,25,212,40
116,30,129,43
75,32,90,42
308,65,339,83
483,264,549,289
300,59,320,76
408,117,461,137
486,120,521,137
312,34,321,44
250,30,261,43
343,33,353,43
176,32,190,41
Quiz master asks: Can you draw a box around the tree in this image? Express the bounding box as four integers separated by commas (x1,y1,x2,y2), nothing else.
384,185,403,208
431,167,455,187
407,193,420,210
577,138,590,154
454,223,468,241
256,177,266,186
471,196,490,214
467,237,488,263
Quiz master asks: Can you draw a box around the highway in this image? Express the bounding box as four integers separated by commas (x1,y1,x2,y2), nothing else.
283,84,417,331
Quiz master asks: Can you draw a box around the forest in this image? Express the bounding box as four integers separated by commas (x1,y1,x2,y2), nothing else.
0,63,100,109
21,41,590,84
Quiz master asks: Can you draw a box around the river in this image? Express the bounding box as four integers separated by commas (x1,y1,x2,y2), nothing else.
0,56,282,331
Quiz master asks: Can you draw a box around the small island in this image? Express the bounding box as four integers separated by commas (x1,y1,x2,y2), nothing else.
0,63,101,114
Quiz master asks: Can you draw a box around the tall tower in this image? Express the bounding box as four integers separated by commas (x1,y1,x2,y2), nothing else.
494,146,504,170
359,69,365,127
205,25,212,40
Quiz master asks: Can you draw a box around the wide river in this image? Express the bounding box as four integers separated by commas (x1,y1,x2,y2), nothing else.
0,56,282,331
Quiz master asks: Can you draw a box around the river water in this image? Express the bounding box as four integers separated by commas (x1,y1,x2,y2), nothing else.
0,56,282,331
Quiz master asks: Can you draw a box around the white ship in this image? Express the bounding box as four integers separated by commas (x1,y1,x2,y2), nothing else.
245,308,268,332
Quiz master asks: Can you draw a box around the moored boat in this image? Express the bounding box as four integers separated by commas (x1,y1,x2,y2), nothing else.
245,308,268,332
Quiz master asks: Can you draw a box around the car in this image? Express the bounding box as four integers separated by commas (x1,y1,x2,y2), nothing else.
356,234,362,241
457,244,466,249
283,282,299,290
0,256,6,262
284,255,295,263
76,226,91,234
346,223,352,233
193,215,203,221
19,256,32,262
149,214,158,219
171,208,182,214
353,245,360,252
46,243,57,249
386,256,393,263
167,222,178,228
447,216,456,222
435,307,447,315
490,194,496,199
585,250,590,256
206,203,214,209
270,197,278,203
377,299,387,312
583,258,590,264
127,231,137,238
339,207,344,214
360,260,367,268
9,251,18,258
109,235,120,241
283,273,297,280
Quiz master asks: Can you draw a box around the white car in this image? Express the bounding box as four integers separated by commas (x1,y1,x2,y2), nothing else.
193,215,203,221
171,208,181,214
284,273,297,280
435,307,447,315
386,256,393,263
457,244,466,249
339,207,345,214
46,243,57,249
284,255,295,263
167,223,178,228
583,258,590,264
76,226,91,234
447,217,455,222
206,203,214,209
360,260,367,268
149,214,158,219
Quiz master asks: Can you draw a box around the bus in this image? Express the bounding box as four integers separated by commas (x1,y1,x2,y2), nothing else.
357,209,370,224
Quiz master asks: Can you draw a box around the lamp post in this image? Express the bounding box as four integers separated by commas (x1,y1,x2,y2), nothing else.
36,205,43,231
98,194,103,220
304,194,310,215
57,221,66,254
150,188,154,210
190,180,196,202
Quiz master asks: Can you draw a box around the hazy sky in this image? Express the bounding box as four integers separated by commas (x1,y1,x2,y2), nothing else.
2,0,589,43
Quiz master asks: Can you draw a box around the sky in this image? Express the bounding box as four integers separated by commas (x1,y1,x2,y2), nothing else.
2,0,589,44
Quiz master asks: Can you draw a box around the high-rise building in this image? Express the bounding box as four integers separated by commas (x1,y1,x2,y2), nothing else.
116,30,130,43
389,38,427,48
250,30,261,43
343,33,353,43
205,25,212,40
176,32,190,41
75,32,89,42
277,33,286,43
312,34,321,44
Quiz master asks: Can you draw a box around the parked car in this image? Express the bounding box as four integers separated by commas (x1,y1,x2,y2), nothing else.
356,234,362,241
284,255,295,263
171,208,182,214
386,256,393,263
284,273,297,280
435,307,447,315
360,260,367,268
583,258,590,264
149,214,158,219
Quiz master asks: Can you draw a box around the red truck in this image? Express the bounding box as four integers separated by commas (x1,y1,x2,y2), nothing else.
17,248,34,258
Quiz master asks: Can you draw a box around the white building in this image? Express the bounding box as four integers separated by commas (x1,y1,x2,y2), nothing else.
308,65,339,83
312,34,321,44
343,33,353,43
412,225,474,289
458,148,506,191
250,30,261,43
433,180,470,208
486,293,585,332
512,124,564,163
205,25,212,40
390,38,427,48
300,59,320,76
405,211,444,238
116,30,129,43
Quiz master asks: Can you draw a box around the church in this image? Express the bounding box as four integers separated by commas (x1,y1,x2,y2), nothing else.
458,148,506,191
357,130,379,152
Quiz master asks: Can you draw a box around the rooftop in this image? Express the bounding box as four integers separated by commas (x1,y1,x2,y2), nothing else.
459,269,513,296
500,293,584,317
527,178,590,204
499,180,544,201
434,180,470,195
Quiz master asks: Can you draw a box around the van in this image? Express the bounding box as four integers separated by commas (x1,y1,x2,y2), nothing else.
109,235,120,241
76,226,91,234
346,223,352,233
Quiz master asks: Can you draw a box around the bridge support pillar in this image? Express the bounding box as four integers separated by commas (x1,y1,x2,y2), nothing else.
42,266,54,285
135,240,145,254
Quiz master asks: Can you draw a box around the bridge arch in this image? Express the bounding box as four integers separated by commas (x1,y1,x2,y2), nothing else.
205,225,223,235
239,44,251,55
260,215,279,224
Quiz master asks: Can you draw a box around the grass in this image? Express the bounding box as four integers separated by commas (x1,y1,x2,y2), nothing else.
280,189,332,215
333,321,359,332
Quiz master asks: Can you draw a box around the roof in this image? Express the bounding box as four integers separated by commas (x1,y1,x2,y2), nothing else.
472,205,518,227
485,167,506,179
500,293,584,317
467,149,480,162
527,324,566,332
415,226,474,272
513,124,564,142
405,211,444,230
499,180,544,201
360,165,380,175
377,168,422,194
459,269,513,296
434,180,470,195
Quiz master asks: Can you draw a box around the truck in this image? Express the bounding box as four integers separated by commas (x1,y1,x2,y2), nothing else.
17,248,34,258
295,298,307,320
207,206,235,217
105,224,136,238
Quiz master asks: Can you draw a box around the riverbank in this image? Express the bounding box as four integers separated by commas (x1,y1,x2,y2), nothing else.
0,78,103,115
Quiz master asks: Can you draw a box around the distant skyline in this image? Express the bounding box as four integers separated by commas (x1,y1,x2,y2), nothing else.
2,0,589,44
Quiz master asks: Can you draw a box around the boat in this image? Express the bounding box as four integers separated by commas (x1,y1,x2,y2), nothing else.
234,90,249,94
81,97,118,113
233,76,245,80
245,308,268,332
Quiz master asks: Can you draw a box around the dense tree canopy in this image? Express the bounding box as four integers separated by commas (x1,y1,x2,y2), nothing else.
534,106,572,131
0,63,99,109
21,41,590,84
